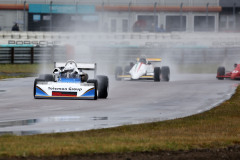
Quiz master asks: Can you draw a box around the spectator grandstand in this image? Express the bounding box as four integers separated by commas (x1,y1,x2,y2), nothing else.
0,0,221,32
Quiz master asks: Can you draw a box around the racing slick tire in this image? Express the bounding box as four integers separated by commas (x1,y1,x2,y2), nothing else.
130,62,134,68
154,67,161,82
124,65,131,75
97,75,109,99
115,66,123,81
87,79,98,100
80,73,89,82
161,66,170,82
217,66,225,80
33,78,45,99
39,74,54,81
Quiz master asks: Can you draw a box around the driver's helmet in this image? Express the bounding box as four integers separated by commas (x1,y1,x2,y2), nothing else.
64,61,77,71
234,63,238,68
139,58,147,64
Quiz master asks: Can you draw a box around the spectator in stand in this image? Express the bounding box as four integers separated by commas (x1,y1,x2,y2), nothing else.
12,23,19,31
158,24,165,32
133,20,146,32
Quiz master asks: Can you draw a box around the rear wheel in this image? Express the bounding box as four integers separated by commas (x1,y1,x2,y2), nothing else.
124,65,131,75
161,66,170,82
39,74,54,81
130,62,134,68
115,66,123,81
154,67,161,82
97,75,109,99
87,79,98,100
81,73,88,82
217,66,225,80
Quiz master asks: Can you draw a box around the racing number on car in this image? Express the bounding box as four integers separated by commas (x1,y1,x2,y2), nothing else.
233,70,239,73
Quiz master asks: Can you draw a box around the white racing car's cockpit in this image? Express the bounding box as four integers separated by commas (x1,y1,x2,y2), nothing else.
61,60,80,78
53,60,88,82
139,57,147,64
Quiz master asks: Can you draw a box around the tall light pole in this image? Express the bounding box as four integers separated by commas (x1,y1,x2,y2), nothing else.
128,2,132,32
180,2,183,31
76,1,78,14
154,2,157,32
233,1,236,31
102,2,104,32
75,1,78,32
50,1,53,31
206,2,209,31
23,1,26,31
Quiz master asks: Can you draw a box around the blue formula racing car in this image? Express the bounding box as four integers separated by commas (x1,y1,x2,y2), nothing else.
34,60,108,100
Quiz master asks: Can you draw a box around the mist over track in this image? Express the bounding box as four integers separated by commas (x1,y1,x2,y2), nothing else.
0,74,237,135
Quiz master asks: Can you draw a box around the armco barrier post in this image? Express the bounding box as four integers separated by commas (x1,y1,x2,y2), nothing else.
31,47,34,64
11,47,14,64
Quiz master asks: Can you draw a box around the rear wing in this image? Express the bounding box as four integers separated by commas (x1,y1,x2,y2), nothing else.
54,62,97,77
136,58,162,62
54,62,96,70
147,58,162,62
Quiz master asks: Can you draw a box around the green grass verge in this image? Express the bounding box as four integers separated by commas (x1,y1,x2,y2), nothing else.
0,75,28,79
0,64,53,80
0,64,39,74
0,86,240,158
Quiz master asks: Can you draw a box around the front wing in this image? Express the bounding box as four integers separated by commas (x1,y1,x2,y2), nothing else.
35,81,96,99
216,75,240,80
216,75,231,78
117,75,154,80
216,71,240,80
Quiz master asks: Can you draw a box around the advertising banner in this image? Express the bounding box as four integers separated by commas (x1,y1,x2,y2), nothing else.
29,4,95,14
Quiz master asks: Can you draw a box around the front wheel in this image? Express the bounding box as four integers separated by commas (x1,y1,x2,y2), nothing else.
217,66,225,80
161,66,170,82
97,75,109,99
154,67,161,82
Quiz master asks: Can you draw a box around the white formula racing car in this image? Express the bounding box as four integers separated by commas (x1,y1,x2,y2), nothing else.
34,60,108,100
115,57,170,82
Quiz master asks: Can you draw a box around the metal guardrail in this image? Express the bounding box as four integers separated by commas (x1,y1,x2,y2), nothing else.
1,44,240,68
0,46,67,64
1,32,240,49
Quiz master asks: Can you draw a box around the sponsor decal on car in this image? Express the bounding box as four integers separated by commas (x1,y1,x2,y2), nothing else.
48,87,82,92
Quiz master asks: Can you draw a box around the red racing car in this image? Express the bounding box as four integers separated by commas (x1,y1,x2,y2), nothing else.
217,64,240,80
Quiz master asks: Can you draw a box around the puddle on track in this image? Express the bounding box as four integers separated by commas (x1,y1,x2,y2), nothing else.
0,116,109,136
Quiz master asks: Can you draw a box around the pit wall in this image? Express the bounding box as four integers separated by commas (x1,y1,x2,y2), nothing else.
0,32,240,49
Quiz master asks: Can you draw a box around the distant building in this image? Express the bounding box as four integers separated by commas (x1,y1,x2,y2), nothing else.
0,0,221,32
219,0,240,32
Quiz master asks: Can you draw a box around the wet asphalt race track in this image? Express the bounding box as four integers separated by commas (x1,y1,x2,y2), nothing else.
0,74,238,135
